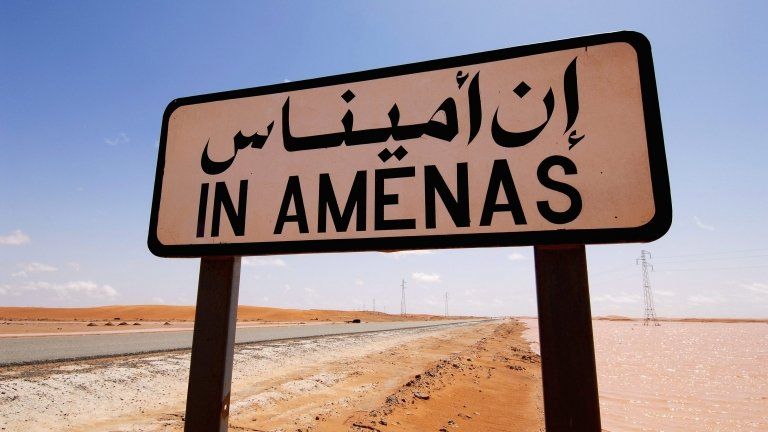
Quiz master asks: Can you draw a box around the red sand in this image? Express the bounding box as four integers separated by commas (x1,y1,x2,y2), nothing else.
0,305,458,323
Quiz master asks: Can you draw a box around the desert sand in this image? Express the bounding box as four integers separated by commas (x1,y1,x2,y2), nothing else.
0,305,462,337
5,306,765,431
522,318,768,431
0,304,453,323
0,319,543,431
595,315,768,324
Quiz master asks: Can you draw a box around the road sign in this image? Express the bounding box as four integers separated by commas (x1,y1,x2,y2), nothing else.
153,32,671,432
148,31,669,257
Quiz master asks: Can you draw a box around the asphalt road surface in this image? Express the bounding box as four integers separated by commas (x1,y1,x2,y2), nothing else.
0,319,482,365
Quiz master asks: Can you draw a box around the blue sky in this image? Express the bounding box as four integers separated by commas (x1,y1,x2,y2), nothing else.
1,1,766,317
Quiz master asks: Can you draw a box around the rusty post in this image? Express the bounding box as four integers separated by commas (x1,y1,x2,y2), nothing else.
534,244,601,431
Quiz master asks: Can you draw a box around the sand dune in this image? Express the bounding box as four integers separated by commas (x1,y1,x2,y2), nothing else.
0,305,459,323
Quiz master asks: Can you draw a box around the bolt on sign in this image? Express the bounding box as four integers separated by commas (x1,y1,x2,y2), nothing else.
148,31,670,257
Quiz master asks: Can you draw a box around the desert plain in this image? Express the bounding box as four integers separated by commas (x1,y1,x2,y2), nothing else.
0,306,766,431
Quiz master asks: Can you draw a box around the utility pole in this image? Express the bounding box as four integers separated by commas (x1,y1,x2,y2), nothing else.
637,250,660,326
444,292,449,317
400,279,406,316
373,298,376,313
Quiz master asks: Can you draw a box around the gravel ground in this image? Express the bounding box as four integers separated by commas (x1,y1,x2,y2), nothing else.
0,321,485,432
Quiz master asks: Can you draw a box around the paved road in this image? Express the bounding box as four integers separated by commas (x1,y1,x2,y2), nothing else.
0,320,483,365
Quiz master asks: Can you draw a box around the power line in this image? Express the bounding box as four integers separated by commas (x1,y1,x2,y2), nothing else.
590,249,768,277
589,273,638,285
654,254,768,264
589,265,635,280
589,264,635,277
652,247,768,260
658,264,768,272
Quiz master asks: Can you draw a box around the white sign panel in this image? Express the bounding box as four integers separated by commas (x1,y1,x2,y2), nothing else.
149,31,670,257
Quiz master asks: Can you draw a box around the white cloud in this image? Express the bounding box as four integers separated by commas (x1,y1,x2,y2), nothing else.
593,293,640,304
150,296,166,304
303,286,318,304
508,252,526,261
242,257,287,267
67,262,82,271
354,279,365,286
687,294,722,305
12,262,58,278
740,282,768,295
693,216,715,231
0,229,30,245
105,132,130,146
412,272,441,283
0,280,118,300
654,289,676,297
387,250,434,259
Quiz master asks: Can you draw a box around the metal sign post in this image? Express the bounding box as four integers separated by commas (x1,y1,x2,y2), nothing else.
535,244,601,431
184,256,241,432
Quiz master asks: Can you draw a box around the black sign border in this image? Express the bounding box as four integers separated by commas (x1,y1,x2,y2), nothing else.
149,31,671,258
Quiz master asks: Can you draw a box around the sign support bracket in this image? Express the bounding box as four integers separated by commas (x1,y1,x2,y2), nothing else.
184,256,241,432
534,244,601,431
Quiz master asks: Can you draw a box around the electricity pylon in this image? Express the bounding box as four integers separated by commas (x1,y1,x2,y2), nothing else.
637,250,660,326
400,279,406,316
